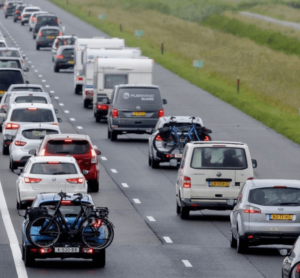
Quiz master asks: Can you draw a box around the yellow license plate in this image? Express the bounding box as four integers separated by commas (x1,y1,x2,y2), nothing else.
132,112,146,116
209,181,230,187
68,61,74,64
270,214,293,220
0,91,5,95
47,36,55,39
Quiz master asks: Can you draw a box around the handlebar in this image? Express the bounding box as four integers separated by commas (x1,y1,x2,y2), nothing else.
58,191,71,199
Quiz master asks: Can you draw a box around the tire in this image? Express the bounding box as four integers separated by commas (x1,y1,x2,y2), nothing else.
176,200,180,214
24,246,35,267
95,115,101,122
26,216,60,248
36,45,40,51
33,34,36,39
54,66,59,72
2,144,9,155
84,99,90,109
75,86,81,95
16,199,20,210
29,27,32,32
5,15,7,18
14,18,17,23
110,131,117,141
152,132,177,154
230,230,237,248
92,249,105,267
88,180,99,193
236,234,247,253
0,125,2,133
81,218,114,250
180,201,189,220
107,129,111,139
10,159,18,171
148,156,151,166
21,21,24,26
151,157,159,169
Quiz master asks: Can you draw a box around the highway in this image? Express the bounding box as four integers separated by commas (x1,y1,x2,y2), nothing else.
0,0,299,277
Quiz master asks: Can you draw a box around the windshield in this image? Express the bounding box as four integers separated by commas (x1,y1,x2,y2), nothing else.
0,59,21,69
12,87,43,92
249,187,300,206
0,50,20,58
191,147,247,169
14,96,47,103
46,140,90,154
42,29,59,36
30,162,77,175
38,16,58,25
10,108,54,122
0,70,24,91
116,88,162,106
22,129,58,140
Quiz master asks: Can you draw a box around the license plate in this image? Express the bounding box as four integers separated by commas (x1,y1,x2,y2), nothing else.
132,112,146,116
55,247,79,253
270,214,293,220
68,61,74,64
0,91,5,95
175,153,182,158
47,36,55,39
209,181,230,187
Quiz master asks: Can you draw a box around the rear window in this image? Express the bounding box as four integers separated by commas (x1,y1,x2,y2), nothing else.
62,49,74,56
42,29,59,36
14,96,47,104
249,187,300,206
25,9,40,12
105,75,127,89
30,162,77,175
97,96,110,103
46,140,90,154
0,70,24,91
56,38,75,47
10,108,54,122
162,122,201,132
0,59,21,69
22,128,58,140
0,50,20,58
38,16,57,24
116,88,162,105
40,203,90,217
191,147,247,169
12,87,43,92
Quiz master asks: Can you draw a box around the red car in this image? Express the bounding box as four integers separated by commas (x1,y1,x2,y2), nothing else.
31,134,101,192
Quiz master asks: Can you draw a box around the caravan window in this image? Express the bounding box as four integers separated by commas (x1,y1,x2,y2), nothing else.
104,75,127,89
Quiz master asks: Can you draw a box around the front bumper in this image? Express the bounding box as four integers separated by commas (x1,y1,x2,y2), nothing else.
181,198,235,211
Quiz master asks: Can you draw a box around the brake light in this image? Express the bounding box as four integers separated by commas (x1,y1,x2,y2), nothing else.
155,135,162,141
30,249,38,252
53,123,58,126
93,219,102,228
39,248,52,254
56,55,63,59
60,200,72,205
15,10,19,13
38,32,42,37
64,139,72,142
77,77,83,81
243,205,261,214
18,16,21,19
66,178,84,184
158,109,164,118
0,104,6,109
24,177,42,183
40,149,45,156
56,18,59,24
47,161,60,164
6,123,20,130
97,104,108,110
23,13,27,17
85,90,93,96
14,140,26,146
27,107,38,110
296,264,300,274
58,32,62,36
183,176,191,188
82,248,94,254
30,17,34,22
204,135,210,141
112,109,118,118
91,149,97,164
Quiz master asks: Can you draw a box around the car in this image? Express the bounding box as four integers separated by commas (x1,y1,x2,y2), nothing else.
51,35,76,62
0,39,8,48
107,84,167,141
4,1,22,18
9,124,61,170
7,83,45,92
282,236,300,278
2,103,61,155
28,11,47,31
16,156,88,209
13,3,32,22
8,91,52,108
33,13,60,40
94,94,110,123
20,192,106,267
20,6,40,25
175,141,258,219
0,47,26,63
36,26,62,50
33,134,101,192
54,45,74,72
148,116,205,168
230,179,300,254
0,56,29,72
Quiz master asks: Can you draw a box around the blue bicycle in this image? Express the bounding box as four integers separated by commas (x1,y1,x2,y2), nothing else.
153,117,212,154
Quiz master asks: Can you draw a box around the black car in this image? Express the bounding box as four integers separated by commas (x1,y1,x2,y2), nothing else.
107,84,167,141
5,1,22,18
36,26,62,50
13,4,28,22
54,45,74,72
94,94,110,122
33,14,59,39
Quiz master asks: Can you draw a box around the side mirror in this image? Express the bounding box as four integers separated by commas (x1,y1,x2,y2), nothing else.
24,68,29,72
29,149,36,156
25,80,29,84
18,210,26,217
55,109,58,114
252,159,257,169
95,149,101,155
82,170,89,175
226,199,236,206
13,169,23,175
279,249,288,256
57,118,62,123
162,99,167,105
169,159,177,167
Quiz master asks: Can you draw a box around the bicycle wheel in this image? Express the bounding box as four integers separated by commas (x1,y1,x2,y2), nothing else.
152,132,177,154
26,216,60,248
81,218,114,250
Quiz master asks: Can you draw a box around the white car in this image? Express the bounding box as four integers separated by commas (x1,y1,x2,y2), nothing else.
2,103,61,155
0,48,26,68
9,124,61,170
51,35,76,62
8,91,52,107
7,84,45,92
28,11,47,32
20,6,40,25
16,156,88,209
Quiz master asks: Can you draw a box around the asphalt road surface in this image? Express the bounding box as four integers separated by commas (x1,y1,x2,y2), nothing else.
0,1,299,277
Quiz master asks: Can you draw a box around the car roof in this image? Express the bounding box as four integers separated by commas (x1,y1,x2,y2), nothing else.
43,134,90,141
247,179,300,189
18,123,60,131
10,102,54,109
55,35,76,39
0,68,22,72
188,141,246,146
116,84,159,89
23,6,40,9
36,13,57,17
0,56,21,60
33,193,93,206
0,47,21,51
29,155,77,163
9,84,43,88
158,116,203,124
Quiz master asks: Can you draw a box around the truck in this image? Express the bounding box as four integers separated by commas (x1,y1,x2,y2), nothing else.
74,38,125,95
82,48,142,109
92,58,153,122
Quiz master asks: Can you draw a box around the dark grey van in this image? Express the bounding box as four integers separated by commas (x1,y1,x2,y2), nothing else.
33,14,59,39
107,84,167,141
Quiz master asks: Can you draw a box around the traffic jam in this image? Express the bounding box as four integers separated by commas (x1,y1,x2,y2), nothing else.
0,0,299,277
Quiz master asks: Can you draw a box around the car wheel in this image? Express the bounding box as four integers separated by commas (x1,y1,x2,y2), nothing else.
176,200,180,214
95,115,101,122
2,144,9,155
180,200,189,220
54,66,59,72
148,156,151,166
237,235,247,254
83,99,90,109
151,158,159,169
107,129,111,139
230,230,237,248
16,199,20,210
0,125,2,133
92,249,105,267
29,27,32,32
24,246,35,267
36,45,40,51
88,180,99,193
33,34,36,39
75,86,81,95
110,131,117,141
10,159,18,171
21,21,24,26
13,19,17,23
5,15,7,18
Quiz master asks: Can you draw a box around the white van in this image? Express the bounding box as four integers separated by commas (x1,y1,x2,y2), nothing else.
175,141,257,219
82,48,142,108
74,37,125,95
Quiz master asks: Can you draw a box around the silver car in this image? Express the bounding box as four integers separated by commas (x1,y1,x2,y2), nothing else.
9,124,61,170
229,179,300,253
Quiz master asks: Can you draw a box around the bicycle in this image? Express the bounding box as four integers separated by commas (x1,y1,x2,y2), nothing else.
25,192,114,250
153,116,212,154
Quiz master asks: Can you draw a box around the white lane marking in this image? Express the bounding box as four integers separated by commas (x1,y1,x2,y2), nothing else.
70,118,75,121
121,183,128,188
54,96,59,99
64,110,69,113
59,103,64,106
111,169,117,173
38,75,42,77
28,61,31,64
77,126,83,129
0,182,28,278
133,198,141,204
100,156,107,161
45,85,50,88
182,260,192,267
163,237,173,243
42,80,46,82
147,216,156,222
50,91,54,94
31,65,35,68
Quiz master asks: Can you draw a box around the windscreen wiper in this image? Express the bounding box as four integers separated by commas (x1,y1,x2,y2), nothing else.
279,202,300,206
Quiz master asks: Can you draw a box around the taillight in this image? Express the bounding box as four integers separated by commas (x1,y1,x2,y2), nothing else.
0,104,6,109
243,205,261,214
39,248,52,254
24,177,42,183
18,16,21,20
97,104,108,110
21,59,24,64
112,109,118,118
14,141,26,146
47,161,60,164
93,219,102,228
247,177,254,180
35,18,38,22
38,32,42,37
40,149,45,156
85,90,93,96
91,149,97,164
15,10,19,13
77,77,83,81
23,13,27,17
6,123,20,130
158,109,164,118
293,264,300,276
58,32,62,36
155,135,163,141
56,55,63,59
53,123,58,126
56,18,59,24
66,178,84,184
204,135,210,141
64,139,72,142
27,107,38,111
183,176,191,188
60,200,72,205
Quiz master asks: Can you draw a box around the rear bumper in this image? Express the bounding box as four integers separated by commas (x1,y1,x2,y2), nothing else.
153,149,182,163
95,110,108,117
55,61,74,69
181,198,235,211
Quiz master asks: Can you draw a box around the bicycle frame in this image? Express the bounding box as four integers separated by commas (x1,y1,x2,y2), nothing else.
170,124,200,145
